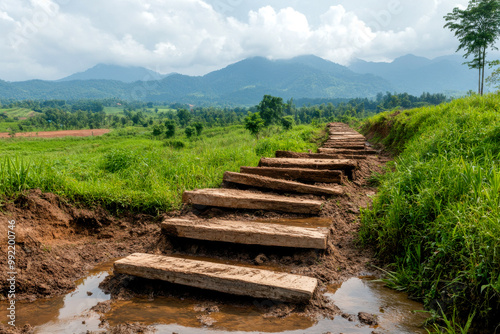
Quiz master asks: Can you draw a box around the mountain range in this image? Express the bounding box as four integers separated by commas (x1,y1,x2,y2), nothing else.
0,54,481,105
348,54,479,95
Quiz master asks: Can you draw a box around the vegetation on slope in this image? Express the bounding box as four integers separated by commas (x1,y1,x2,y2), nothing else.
0,124,322,214
360,94,500,329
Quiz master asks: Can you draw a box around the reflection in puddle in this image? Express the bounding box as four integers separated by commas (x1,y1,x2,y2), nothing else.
0,260,428,334
0,260,115,333
325,278,429,333
106,298,315,332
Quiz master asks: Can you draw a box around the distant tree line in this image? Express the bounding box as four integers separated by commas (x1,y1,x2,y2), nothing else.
0,92,449,134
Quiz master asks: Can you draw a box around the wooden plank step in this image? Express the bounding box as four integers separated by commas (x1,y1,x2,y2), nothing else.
325,139,366,144
240,166,343,183
318,148,377,155
328,134,366,140
329,133,365,137
325,138,363,142
275,151,366,160
162,218,329,249
114,253,318,302
322,144,366,150
183,188,323,214
259,158,357,171
223,172,342,196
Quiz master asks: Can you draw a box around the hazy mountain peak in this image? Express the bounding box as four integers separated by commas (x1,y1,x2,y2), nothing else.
57,64,165,83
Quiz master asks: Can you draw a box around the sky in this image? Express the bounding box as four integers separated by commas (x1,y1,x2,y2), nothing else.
0,0,472,81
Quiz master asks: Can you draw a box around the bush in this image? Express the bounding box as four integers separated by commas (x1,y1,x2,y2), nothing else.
185,126,195,138
164,139,185,149
281,116,295,130
164,120,176,138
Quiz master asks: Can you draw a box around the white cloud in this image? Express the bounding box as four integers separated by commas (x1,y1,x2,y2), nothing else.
0,0,472,81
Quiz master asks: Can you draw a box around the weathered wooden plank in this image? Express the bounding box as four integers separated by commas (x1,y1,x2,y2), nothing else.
162,218,329,249
259,158,357,171
275,151,366,160
240,167,343,183
223,171,342,196
328,133,365,137
318,148,377,155
183,188,323,214
114,253,318,302
322,144,366,150
325,141,366,145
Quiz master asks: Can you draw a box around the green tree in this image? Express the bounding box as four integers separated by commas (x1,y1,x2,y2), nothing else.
244,112,265,136
185,126,195,138
152,124,163,136
192,122,204,136
444,0,500,95
177,108,192,127
257,95,284,126
486,59,500,90
164,120,176,138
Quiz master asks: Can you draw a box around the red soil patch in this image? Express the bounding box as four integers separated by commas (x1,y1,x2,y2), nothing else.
0,129,110,139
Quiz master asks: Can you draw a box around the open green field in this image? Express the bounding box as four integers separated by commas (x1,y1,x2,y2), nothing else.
0,108,36,132
360,94,500,330
0,124,323,213
0,107,34,118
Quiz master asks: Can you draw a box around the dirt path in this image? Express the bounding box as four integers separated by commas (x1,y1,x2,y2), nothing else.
0,123,390,333
0,129,110,138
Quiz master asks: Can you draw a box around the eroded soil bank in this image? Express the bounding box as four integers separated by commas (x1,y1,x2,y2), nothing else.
0,153,401,333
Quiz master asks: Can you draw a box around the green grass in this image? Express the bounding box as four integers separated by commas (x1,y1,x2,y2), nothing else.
0,107,34,118
0,124,322,214
360,93,500,330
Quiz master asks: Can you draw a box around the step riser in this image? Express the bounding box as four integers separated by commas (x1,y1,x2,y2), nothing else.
223,171,342,196
318,148,377,155
275,151,366,160
240,167,343,183
259,158,357,171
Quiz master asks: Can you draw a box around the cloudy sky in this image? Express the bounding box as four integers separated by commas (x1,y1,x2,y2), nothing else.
0,0,471,81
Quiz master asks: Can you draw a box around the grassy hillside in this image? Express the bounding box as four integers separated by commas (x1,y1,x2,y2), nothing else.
0,107,34,118
0,124,322,213
360,94,500,330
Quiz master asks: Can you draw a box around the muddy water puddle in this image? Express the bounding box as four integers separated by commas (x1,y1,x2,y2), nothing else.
0,260,115,333
1,260,429,333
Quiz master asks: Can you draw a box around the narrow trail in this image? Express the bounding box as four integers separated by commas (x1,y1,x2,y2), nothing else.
0,122,398,333
110,122,386,310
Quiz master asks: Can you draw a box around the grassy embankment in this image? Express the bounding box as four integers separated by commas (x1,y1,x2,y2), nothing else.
360,94,500,330
0,124,324,214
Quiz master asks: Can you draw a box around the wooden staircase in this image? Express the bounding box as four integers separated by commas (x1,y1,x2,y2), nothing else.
114,123,377,303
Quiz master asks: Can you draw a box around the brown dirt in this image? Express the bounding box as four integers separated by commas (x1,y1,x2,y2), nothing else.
0,189,160,302
0,129,110,138
0,124,391,333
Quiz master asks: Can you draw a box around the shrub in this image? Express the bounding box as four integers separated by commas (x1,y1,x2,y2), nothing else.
164,140,185,149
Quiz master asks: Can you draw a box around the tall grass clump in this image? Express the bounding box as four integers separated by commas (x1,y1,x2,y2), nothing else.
360,93,500,329
255,124,326,157
0,124,323,214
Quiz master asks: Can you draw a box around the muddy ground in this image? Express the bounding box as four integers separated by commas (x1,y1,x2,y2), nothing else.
0,153,390,334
